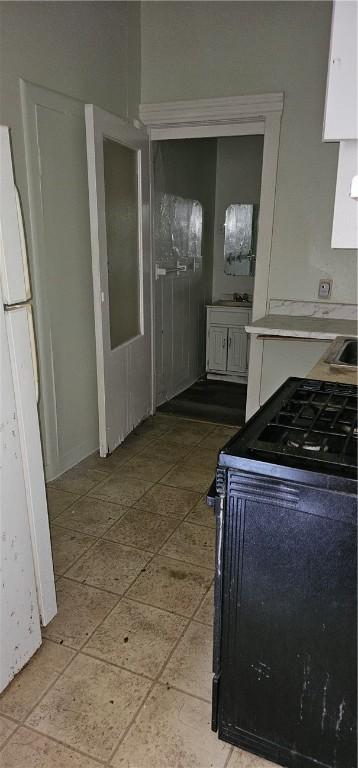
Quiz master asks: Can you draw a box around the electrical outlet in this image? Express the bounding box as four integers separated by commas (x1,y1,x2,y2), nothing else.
318,279,332,299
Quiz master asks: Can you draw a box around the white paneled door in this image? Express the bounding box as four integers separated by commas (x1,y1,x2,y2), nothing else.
85,106,152,456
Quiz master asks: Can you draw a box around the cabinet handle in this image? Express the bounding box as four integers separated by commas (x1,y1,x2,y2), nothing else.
222,337,226,348
228,335,232,347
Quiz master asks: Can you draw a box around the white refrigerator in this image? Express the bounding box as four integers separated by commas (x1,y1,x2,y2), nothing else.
0,125,56,692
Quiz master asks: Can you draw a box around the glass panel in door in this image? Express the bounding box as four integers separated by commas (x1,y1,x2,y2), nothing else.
103,137,141,349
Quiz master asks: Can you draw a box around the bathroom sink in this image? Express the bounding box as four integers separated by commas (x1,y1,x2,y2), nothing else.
325,337,358,369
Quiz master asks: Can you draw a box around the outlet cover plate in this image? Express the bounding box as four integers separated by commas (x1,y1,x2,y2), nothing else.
318,279,332,299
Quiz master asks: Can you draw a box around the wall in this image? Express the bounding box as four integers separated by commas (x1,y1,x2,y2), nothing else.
260,339,330,405
153,138,217,403
212,134,264,301
0,1,141,478
141,1,357,307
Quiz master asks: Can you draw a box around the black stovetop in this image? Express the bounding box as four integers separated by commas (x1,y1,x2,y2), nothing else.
219,378,357,481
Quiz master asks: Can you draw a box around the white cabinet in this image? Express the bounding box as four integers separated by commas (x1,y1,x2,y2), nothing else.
227,327,248,374
259,339,330,406
208,325,228,371
323,1,358,248
323,1,358,141
206,306,250,382
332,141,358,248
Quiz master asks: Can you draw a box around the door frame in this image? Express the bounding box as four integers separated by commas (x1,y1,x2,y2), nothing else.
139,92,284,418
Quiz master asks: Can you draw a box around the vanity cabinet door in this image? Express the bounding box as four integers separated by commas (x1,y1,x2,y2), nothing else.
208,326,228,372
227,327,248,374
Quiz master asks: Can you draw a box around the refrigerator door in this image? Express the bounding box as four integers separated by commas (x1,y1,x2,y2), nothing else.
0,125,31,305
0,296,42,692
5,303,57,626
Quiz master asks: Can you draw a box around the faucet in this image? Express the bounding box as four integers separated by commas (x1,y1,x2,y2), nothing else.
233,292,250,304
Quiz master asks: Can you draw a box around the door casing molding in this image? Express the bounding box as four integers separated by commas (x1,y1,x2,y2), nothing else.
139,93,284,418
140,93,283,127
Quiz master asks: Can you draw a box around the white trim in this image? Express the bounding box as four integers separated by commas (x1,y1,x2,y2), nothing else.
84,105,107,455
207,372,248,385
251,111,282,322
148,138,156,415
46,434,99,482
158,372,201,407
139,93,284,126
140,93,283,420
150,121,264,141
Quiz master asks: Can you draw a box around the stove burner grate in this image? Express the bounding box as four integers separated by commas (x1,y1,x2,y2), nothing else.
250,379,357,469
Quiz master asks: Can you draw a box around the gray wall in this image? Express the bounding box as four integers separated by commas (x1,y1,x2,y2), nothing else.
153,138,217,402
212,135,264,301
141,1,357,306
0,1,141,478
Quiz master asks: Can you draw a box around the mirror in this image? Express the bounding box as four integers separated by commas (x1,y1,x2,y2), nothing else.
223,203,258,277
155,192,203,274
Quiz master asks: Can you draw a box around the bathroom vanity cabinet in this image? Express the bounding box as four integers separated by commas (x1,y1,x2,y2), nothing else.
206,305,251,383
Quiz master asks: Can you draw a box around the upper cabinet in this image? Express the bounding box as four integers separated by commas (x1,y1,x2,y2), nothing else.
331,141,358,248
323,1,358,249
323,1,358,141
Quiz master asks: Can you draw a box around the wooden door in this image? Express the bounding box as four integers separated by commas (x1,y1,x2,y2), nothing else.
85,105,152,456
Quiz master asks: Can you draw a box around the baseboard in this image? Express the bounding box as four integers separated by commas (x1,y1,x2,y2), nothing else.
156,371,204,409
44,435,99,482
207,372,248,384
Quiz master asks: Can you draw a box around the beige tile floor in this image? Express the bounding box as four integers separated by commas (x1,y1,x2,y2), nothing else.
0,414,276,768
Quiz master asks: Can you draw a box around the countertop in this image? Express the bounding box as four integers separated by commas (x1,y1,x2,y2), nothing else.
208,302,252,310
245,314,357,340
308,338,358,386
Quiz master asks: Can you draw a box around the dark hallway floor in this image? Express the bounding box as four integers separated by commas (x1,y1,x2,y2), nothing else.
158,377,247,426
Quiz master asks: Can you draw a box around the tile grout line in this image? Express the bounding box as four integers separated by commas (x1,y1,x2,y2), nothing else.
46,501,214,762
0,719,21,754
51,468,215,584
49,414,230,499
224,746,235,768
52,476,214,593
108,575,216,765
49,468,215,638
51,502,211,539
48,423,175,500
49,416,221,515
4,415,222,763
57,545,214,601
9,720,107,766
48,441,215,638
84,422,217,763
52,483,214,549
98,415,220,764
24,480,204,749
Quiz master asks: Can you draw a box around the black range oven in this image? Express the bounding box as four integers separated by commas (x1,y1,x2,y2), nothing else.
208,377,357,768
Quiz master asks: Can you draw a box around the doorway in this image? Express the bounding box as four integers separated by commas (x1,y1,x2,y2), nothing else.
141,93,283,422
152,132,264,426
